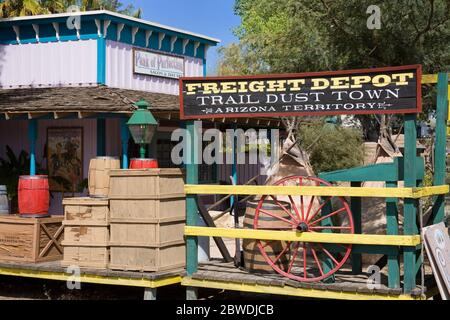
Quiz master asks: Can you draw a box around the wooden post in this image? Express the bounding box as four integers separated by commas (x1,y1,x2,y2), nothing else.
28,119,37,176
143,287,157,300
186,120,199,300
97,118,106,156
403,114,417,293
386,180,400,288
350,181,362,274
120,118,129,169
432,72,449,224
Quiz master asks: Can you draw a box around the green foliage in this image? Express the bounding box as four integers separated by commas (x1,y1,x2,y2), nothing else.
218,0,450,139
0,146,88,211
0,0,142,18
298,119,364,173
0,145,35,201
232,0,450,73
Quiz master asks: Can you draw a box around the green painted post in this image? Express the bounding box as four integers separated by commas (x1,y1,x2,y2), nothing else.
386,181,400,288
96,118,106,156
403,114,417,294
186,120,199,300
28,119,37,176
432,72,449,224
350,181,362,275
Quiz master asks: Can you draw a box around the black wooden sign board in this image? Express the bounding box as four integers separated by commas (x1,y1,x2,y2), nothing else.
179,65,422,119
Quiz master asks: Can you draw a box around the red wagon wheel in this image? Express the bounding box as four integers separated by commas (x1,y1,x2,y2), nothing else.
253,175,354,282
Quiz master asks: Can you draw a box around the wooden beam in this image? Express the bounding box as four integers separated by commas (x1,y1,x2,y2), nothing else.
184,226,422,246
77,111,97,119
181,278,423,300
184,184,449,199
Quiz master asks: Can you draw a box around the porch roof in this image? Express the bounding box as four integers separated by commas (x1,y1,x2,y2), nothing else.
0,85,283,127
0,85,179,119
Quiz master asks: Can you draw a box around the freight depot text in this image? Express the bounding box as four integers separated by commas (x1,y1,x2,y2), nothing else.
184,72,414,95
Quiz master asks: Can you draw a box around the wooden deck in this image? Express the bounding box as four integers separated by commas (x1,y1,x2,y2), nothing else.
0,261,184,289
183,260,438,300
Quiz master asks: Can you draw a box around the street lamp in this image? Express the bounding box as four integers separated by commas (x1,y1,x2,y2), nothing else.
127,99,158,159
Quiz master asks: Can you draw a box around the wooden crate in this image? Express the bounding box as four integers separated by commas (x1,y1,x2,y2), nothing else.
109,242,185,272
63,197,109,225
0,215,63,263
109,197,185,221
63,224,109,245
61,245,109,269
109,217,185,246
108,169,185,198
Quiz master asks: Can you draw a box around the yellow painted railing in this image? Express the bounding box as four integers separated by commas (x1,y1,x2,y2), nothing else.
422,73,450,84
185,184,449,198
185,226,421,246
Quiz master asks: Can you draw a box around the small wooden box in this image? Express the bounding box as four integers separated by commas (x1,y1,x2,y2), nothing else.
109,242,185,272
63,197,109,224
0,215,64,263
61,245,109,269
109,197,185,221
108,169,185,198
109,217,185,247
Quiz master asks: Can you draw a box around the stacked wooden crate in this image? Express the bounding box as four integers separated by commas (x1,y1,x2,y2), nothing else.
61,197,109,269
108,169,186,271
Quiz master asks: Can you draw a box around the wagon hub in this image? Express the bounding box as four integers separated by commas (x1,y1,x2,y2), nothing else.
296,222,309,232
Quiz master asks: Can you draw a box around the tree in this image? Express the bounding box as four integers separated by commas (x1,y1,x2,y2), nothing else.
220,0,450,140
0,0,142,18
298,118,364,173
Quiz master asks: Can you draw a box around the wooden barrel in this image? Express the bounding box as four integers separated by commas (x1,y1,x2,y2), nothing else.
18,175,50,217
88,157,120,197
0,185,9,215
243,200,291,273
129,158,159,169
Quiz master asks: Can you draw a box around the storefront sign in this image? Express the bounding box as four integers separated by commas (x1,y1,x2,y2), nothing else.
134,49,184,79
180,65,421,119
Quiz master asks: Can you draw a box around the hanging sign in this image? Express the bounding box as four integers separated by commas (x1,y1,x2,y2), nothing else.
134,48,184,79
180,65,421,119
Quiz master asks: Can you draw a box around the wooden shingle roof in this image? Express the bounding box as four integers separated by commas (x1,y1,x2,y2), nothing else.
0,85,179,115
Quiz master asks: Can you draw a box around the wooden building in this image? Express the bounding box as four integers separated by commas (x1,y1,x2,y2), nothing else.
0,10,276,214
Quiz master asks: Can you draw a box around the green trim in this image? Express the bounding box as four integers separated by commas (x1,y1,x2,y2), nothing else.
350,182,362,274
386,181,400,289
403,114,417,294
319,157,424,182
432,72,449,224
186,121,199,276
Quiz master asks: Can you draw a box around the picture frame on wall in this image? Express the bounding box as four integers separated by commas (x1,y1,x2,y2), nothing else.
46,127,83,192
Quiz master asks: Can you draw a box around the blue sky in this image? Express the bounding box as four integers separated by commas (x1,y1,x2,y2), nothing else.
121,0,240,75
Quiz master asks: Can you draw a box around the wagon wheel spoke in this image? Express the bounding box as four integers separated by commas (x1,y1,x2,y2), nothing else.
287,242,300,273
309,226,352,231
307,196,332,223
311,247,324,277
269,195,299,223
272,242,291,264
287,195,302,221
258,208,297,226
298,177,305,220
303,243,308,278
318,244,340,265
309,207,347,226
304,195,315,222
